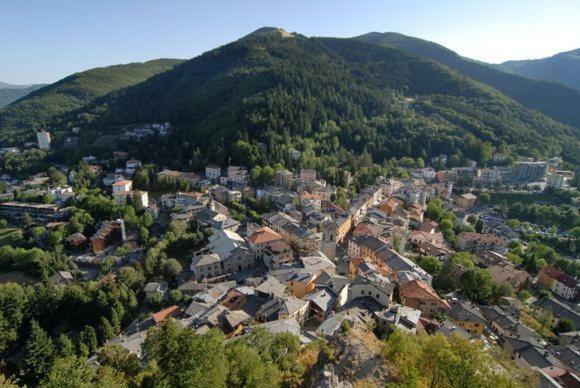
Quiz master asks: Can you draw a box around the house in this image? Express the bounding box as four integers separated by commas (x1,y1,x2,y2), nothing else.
348,274,394,308
112,180,133,195
144,281,169,298
305,289,336,322
457,193,477,208
288,271,318,298
399,280,450,318
435,321,473,340
375,304,422,334
263,240,294,269
488,262,531,291
449,301,487,336
278,296,309,324
50,271,74,285
534,298,580,329
248,226,284,258
205,165,222,181
457,232,507,254
537,266,579,301
315,271,350,308
190,230,256,280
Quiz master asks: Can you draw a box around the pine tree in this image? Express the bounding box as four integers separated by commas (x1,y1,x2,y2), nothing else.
100,317,116,342
23,320,55,384
58,333,76,357
79,325,98,353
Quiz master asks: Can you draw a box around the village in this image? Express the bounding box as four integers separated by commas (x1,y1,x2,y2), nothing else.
0,128,579,387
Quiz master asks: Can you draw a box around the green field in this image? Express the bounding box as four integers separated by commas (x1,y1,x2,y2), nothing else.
0,228,23,246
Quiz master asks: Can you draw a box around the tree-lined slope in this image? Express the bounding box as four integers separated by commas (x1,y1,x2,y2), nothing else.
0,59,184,144
354,32,580,128
66,28,579,168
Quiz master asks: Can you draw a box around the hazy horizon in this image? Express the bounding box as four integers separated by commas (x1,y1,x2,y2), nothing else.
2,0,580,84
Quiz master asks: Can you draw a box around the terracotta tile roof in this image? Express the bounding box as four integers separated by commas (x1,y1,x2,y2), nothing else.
400,280,450,309
151,305,183,324
248,226,283,245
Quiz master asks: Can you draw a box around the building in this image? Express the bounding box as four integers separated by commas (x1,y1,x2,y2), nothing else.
157,170,199,187
36,130,51,150
300,169,317,183
90,219,126,254
477,168,502,185
48,186,75,204
0,202,59,224
449,301,487,336
112,180,133,196
399,280,450,318
513,161,548,182
190,230,255,280
263,240,294,269
458,193,477,208
275,170,294,188
457,233,507,254
348,274,394,307
537,266,579,301
488,262,531,291
227,166,248,186
248,226,284,258
205,165,221,181
546,173,565,188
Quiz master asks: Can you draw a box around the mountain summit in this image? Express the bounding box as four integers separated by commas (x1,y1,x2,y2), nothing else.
242,27,294,39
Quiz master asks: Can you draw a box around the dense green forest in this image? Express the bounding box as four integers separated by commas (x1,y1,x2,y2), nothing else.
1,28,579,176
355,32,580,129
40,29,578,174
0,59,184,144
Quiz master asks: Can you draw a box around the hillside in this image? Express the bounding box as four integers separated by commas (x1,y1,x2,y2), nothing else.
57,29,579,170
0,59,184,144
501,49,580,92
354,32,580,128
0,83,45,107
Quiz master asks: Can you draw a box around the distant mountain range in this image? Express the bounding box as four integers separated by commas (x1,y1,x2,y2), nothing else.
0,28,578,167
0,82,45,107
500,49,580,92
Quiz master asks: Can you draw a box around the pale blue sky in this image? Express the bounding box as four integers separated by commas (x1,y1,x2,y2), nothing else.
2,0,580,84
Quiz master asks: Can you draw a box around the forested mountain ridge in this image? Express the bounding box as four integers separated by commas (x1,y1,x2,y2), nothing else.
354,32,580,129
0,83,45,107
501,48,580,92
0,59,185,144
59,30,579,171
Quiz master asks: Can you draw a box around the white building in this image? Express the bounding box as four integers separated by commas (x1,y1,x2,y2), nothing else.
206,165,222,181
112,180,133,196
37,131,51,150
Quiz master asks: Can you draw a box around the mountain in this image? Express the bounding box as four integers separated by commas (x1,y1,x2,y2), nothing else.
354,32,580,128
501,49,580,92
49,29,578,170
0,83,45,107
0,59,184,144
